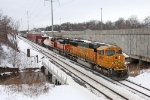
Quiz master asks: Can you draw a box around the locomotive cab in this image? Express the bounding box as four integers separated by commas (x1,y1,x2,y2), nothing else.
97,46,128,80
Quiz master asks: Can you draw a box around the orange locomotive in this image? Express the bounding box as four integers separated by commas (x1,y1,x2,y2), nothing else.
43,37,128,80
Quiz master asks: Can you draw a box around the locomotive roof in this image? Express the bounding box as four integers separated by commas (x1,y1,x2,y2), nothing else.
57,39,64,42
98,46,107,50
97,46,112,50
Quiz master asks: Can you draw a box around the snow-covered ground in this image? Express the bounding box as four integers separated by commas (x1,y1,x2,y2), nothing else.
128,70,150,89
0,35,150,100
0,83,101,100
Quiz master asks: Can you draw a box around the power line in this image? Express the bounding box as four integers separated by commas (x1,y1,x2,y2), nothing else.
30,0,43,15
59,0,74,7
31,4,50,20
31,0,74,21
32,12,51,23
30,0,75,29
28,0,37,12
53,0,74,11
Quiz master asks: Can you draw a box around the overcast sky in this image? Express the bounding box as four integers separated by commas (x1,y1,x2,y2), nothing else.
1,0,150,30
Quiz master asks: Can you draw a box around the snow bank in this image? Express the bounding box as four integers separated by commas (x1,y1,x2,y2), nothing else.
0,83,102,100
128,70,150,89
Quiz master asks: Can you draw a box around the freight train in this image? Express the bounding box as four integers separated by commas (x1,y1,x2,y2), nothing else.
25,33,128,80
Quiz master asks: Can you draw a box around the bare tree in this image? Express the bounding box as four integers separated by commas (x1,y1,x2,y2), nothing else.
10,20,20,67
128,15,139,28
105,20,113,30
11,19,20,37
144,16,150,27
115,17,125,29
0,14,12,44
125,20,131,29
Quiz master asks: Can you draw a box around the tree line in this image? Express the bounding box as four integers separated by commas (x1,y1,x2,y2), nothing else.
41,15,150,32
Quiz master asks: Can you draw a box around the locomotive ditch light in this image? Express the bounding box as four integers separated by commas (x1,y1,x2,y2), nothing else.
118,56,120,59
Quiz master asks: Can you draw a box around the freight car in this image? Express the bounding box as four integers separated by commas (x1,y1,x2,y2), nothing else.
26,33,48,46
25,34,128,80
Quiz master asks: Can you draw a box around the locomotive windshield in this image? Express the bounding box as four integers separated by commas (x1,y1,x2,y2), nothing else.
106,50,115,56
116,50,122,54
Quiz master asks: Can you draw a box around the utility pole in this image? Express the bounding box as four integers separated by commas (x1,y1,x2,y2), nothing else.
60,18,61,32
44,0,56,37
51,0,54,36
27,11,29,32
101,8,103,30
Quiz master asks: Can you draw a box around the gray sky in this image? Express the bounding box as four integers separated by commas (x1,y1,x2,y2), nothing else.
1,0,150,30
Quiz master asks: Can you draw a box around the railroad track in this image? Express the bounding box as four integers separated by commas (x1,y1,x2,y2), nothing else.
70,56,150,98
18,36,129,100
125,79,150,91
71,59,150,100
118,80,150,100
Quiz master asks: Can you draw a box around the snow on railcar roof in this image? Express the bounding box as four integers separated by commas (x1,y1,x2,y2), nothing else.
49,36,52,39
95,42,111,46
81,40,92,43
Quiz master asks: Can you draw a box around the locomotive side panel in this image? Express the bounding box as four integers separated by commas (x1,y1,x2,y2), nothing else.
71,45,78,55
86,48,97,62
65,44,70,52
